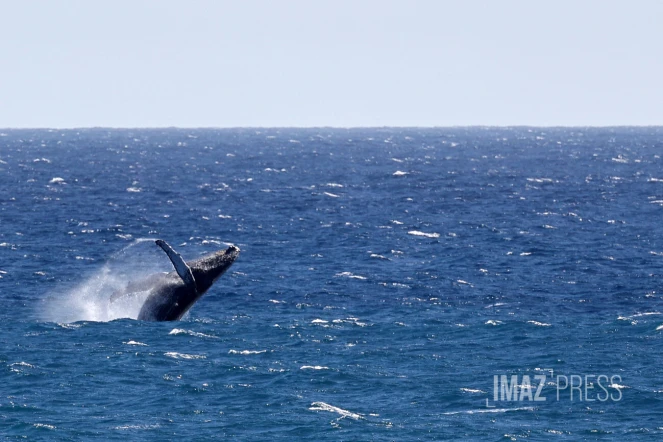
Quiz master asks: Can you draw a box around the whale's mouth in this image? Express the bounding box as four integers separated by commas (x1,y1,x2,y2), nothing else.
225,245,240,256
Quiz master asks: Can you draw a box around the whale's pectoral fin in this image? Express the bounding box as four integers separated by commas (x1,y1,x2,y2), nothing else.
155,239,198,295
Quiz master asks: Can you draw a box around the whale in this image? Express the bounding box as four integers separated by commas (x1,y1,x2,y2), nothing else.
110,240,240,321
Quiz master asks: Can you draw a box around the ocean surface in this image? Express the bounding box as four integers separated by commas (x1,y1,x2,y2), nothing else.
1,127,663,440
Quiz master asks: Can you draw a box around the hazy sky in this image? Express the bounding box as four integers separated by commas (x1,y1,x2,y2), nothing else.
1,0,661,128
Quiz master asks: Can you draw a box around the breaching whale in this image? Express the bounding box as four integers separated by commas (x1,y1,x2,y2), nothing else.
111,240,240,321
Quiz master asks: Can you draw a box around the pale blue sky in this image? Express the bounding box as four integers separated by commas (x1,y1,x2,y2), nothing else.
1,0,661,128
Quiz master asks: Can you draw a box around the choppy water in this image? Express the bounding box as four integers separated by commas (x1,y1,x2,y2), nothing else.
1,127,663,440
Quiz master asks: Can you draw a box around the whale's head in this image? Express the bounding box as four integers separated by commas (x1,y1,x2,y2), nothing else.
190,245,240,294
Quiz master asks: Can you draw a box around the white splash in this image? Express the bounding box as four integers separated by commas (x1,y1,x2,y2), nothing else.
40,239,169,323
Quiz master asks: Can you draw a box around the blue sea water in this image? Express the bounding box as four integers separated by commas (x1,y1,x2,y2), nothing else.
1,127,663,440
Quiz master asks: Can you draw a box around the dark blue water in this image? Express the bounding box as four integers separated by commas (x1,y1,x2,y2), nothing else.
1,127,663,440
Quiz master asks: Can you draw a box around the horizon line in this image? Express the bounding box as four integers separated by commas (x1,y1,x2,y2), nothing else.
2,124,662,131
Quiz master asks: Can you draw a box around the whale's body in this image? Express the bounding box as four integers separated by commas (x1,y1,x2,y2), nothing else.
112,240,240,321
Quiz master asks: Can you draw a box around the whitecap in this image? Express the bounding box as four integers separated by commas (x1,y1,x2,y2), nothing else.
164,352,206,359
460,388,485,394
485,320,503,326
442,406,534,415
335,272,367,280
323,192,340,198
527,320,551,327
408,230,440,238
49,177,66,184
309,401,364,420
201,239,222,245
228,349,267,355
169,328,217,339
301,365,329,370
126,187,141,193
623,312,661,319
311,319,328,324
114,424,161,430
393,170,408,176
332,317,367,327
57,322,82,329
485,303,506,308
10,361,35,369
124,340,148,346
